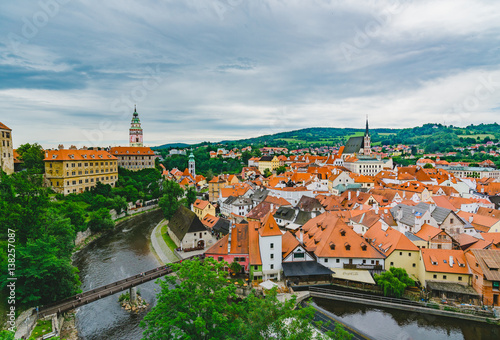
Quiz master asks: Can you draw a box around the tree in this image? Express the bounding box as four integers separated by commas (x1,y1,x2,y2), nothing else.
423,163,434,169
141,258,243,339
229,260,242,274
9,236,81,306
205,169,214,181
16,143,45,173
184,186,197,208
141,258,348,340
263,168,272,178
87,208,114,232
159,180,184,220
112,195,128,214
59,201,87,232
374,267,414,298
275,166,287,175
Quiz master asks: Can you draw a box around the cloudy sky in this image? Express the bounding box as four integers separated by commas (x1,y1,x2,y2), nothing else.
1,0,500,148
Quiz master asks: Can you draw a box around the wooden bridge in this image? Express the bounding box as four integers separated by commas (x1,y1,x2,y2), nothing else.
34,255,204,319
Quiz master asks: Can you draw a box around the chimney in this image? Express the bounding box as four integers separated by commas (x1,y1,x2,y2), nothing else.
374,205,379,214
449,256,454,268
299,228,304,244
356,190,360,197
469,215,473,223
58,144,64,150
270,203,274,212
348,191,351,201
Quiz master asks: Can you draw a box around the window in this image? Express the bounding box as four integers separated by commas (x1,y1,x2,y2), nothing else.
437,244,442,249
443,275,447,280
433,274,437,279
270,264,274,269
324,259,328,263
254,265,258,270
270,243,274,249
218,257,223,261
294,253,305,259
399,252,402,256
412,263,416,267
458,276,462,281
390,262,394,266
270,254,274,259
409,253,411,256
336,259,340,263
450,218,454,224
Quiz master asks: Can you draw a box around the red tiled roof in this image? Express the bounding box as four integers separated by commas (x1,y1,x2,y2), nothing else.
420,248,469,274
44,149,117,161
109,146,154,155
0,122,11,131
194,199,210,210
259,213,282,237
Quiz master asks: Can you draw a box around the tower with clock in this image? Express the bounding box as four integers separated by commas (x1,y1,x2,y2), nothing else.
129,105,143,147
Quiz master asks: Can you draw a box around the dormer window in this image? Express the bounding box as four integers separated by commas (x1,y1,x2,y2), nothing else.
340,229,346,236
329,242,335,250
344,242,350,251
361,243,367,251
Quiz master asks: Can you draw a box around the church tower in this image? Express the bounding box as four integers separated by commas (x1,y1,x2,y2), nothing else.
129,105,143,147
188,150,196,177
362,115,371,155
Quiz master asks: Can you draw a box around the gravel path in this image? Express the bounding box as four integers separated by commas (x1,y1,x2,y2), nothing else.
150,220,180,264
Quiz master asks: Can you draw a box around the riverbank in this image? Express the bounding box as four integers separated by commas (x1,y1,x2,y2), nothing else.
150,219,180,264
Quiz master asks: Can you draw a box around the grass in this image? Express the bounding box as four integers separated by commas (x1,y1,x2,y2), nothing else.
29,319,53,339
161,223,178,252
346,132,365,138
458,134,495,139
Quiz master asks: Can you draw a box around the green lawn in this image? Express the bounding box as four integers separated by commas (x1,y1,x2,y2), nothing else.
345,132,364,138
29,319,52,339
161,223,178,252
458,134,495,139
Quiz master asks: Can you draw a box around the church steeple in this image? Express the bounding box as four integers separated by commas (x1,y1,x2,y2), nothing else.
362,115,371,155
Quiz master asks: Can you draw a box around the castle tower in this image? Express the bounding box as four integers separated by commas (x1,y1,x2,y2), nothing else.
362,115,371,155
188,150,196,177
129,105,143,147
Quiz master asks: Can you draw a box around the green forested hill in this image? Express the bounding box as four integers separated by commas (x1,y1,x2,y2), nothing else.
216,123,500,152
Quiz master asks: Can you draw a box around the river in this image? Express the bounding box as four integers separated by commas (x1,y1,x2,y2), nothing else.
73,210,164,340
312,298,500,340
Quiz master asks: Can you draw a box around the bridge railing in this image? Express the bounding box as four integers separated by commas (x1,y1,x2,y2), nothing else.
309,287,423,308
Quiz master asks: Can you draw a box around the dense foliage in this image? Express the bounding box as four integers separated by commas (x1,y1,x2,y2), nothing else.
0,171,81,306
141,257,351,340
374,267,415,298
158,180,184,220
16,143,45,173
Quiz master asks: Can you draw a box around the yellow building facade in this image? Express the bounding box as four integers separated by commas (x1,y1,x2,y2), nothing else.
44,148,118,195
385,250,421,280
258,156,279,173
192,199,216,220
